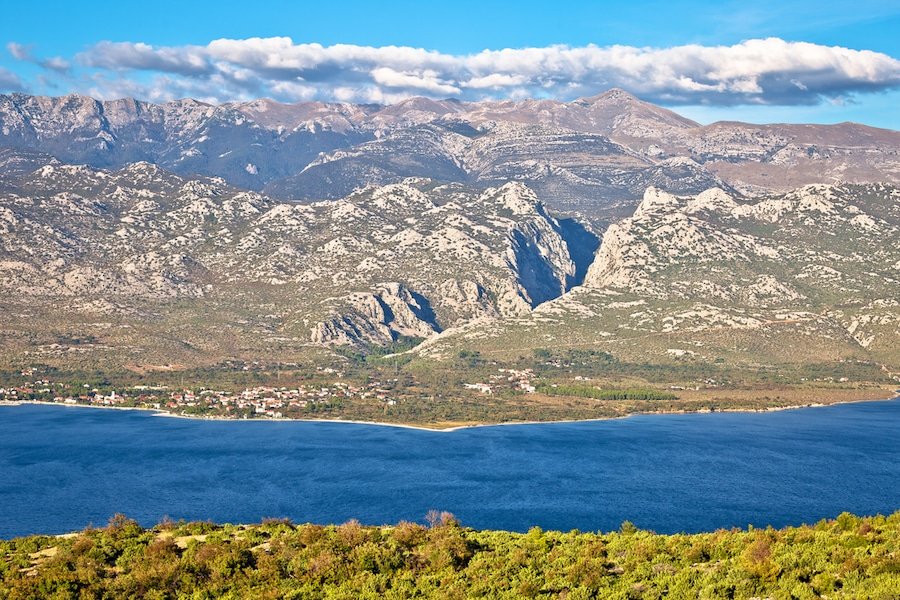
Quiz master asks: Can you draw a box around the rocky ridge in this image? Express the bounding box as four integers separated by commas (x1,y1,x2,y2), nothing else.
2,90,897,224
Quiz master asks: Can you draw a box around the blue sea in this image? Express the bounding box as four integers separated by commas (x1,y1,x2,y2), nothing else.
1,400,899,538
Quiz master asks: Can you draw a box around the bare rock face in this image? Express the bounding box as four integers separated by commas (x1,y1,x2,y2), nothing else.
1,85,897,367
311,283,440,345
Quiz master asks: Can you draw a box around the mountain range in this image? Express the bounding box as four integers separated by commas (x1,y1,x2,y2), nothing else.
2,89,898,224
0,90,897,376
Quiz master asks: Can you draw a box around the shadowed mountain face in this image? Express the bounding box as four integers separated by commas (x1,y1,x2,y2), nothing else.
555,218,602,287
2,90,898,223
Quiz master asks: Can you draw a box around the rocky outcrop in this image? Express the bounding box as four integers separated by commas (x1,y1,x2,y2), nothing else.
584,186,784,295
311,283,440,345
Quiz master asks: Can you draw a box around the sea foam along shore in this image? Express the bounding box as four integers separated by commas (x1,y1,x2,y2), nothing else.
3,393,899,433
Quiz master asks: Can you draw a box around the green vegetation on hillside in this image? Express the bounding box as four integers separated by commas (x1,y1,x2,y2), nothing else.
3,512,900,599
535,385,679,401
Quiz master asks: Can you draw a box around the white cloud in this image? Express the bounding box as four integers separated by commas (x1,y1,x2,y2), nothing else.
7,42,70,73
0,67,25,92
83,41,207,76
371,67,460,95
463,73,530,90
8,37,899,105
7,42,30,61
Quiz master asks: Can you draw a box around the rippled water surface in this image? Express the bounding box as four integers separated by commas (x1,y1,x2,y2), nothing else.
2,400,899,537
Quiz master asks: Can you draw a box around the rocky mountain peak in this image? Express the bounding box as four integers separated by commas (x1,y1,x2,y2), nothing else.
633,186,681,218
492,181,543,215
584,182,898,297
576,88,700,131
685,187,738,214
0,167,595,351
579,87,639,105
367,180,436,212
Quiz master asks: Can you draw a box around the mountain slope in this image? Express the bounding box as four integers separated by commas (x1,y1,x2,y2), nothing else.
0,165,591,368
418,183,900,368
0,155,895,403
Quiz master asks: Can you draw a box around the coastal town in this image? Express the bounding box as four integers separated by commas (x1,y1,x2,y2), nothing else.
0,367,539,420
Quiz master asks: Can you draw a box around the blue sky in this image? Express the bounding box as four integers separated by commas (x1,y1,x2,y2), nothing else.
2,0,899,128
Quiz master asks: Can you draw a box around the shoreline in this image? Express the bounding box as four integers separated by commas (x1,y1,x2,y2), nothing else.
2,392,898,432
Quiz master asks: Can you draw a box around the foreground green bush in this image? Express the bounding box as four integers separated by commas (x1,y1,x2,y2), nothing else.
2,511,900,599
